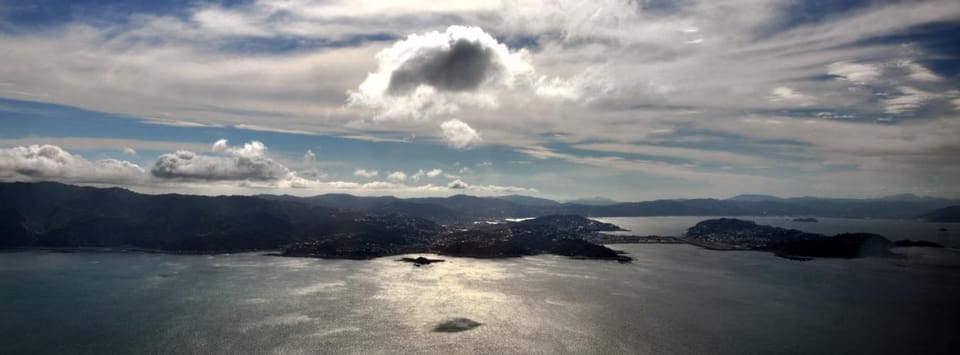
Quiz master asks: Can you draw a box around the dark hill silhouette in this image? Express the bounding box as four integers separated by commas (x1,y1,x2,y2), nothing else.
1,182,631,262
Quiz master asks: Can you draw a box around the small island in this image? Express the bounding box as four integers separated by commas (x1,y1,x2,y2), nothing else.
791,217,819,223
398,256,445,266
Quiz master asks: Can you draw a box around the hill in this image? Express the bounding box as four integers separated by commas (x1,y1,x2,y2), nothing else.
0,182,631,262
917,206,960,222
263,193,960,222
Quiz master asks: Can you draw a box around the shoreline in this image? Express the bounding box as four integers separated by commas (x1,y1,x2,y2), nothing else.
0,246,276,255
0,246,634,262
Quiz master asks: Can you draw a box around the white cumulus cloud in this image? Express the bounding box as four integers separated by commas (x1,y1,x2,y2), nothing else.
446,178,537,193
212,139,269,158
151,150,289,181
151,139,290,181
347,25,534,121
0,144,145,183
411,168,443,181
440,119,482,150
386,171,407,181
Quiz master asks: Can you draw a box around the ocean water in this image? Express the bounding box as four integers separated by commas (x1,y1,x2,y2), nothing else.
1,217,959,354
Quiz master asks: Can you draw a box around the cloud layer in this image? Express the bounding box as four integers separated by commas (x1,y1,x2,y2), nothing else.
0,141,539,195
2,0,960,198
0,144,144,183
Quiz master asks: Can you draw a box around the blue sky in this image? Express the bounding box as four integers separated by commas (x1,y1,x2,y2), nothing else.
1,0,958,199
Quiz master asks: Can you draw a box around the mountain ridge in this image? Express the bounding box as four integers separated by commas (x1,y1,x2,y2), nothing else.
261,191,960,222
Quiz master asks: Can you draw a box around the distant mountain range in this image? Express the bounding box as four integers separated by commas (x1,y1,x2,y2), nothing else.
0,182,631,261
262,192,960,223
2,181,956,251
0,182,438,251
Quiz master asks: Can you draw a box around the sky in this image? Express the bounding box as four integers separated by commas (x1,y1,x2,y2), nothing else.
1,0,959,200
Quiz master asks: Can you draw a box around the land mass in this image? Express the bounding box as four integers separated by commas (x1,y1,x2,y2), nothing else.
2,182,950,263
917,206,960,223
262,192,960,223
0,182,631,262
684,218,904,259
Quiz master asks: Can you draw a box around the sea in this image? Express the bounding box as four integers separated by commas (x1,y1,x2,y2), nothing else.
1,217,958,354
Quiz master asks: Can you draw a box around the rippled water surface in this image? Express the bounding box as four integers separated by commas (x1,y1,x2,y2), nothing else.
2,218,959,354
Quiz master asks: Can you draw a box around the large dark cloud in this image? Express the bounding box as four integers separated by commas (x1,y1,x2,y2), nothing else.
387,38,501,94
347,26,533,120
150,150,289,181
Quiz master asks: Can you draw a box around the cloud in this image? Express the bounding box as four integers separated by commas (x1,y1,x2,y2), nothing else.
440,119,482,150
447,179,469,189
897,60,941,82
386,171,407,181
297,168,327,180
2,0,960,199
767,87,815,106
411,169,425,181
501,0,641,43
212,139,268,158
411,168,443,181
446,179,537,193
353,169,379,178
0,137,211,153
534,65,616,102
122,147,137,156
0,144,145,183
884,86,938,115
347,26,534,120
151,150,289,181
827,61,881,84
572,143,771,167
151,140,290,181
304,149,316,163
386,39,498,94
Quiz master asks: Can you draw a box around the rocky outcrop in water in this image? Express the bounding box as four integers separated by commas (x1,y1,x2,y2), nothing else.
398,256,445,266
433,318,482,332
